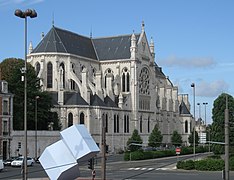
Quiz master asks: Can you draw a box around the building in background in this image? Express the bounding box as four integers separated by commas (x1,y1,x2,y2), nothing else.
27,22,194,153
0,80,14,160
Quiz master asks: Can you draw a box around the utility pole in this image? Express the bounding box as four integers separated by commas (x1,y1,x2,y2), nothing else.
101,115,106,180
225,95,229,180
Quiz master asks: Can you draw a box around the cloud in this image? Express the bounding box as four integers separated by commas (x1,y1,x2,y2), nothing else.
158,55,216,68
0,0,44,7
196,80,229,97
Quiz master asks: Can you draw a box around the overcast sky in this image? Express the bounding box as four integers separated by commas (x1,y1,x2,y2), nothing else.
1,0,234,124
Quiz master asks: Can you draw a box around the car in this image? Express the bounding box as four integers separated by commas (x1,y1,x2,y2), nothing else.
11,157,34,167
3,157,18,166
0,159,4,172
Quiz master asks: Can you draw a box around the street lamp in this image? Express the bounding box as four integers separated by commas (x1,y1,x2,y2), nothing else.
191,83,196,160
35,96,40,161
203,102,208,126
15,9,37,180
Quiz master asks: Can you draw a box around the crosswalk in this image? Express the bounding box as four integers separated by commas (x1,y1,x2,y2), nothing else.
127,167,175,171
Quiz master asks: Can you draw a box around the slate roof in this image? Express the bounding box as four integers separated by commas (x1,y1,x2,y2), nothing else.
104,96,118,107
48,91,88,106
33,26,97,60
90,94,106,106
93,34,140,60
32,26,140,61
64,92,88,105
179,101,190,115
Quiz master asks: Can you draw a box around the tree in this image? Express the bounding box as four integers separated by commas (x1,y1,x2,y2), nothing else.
127,129,143,152
0,58,61,130
171,130,183,146
148,124,163,147
188,130,199,146
211,93,234,154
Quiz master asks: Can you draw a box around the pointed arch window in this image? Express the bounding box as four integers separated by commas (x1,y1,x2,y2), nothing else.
185,120,188,133
47,62,53,88
36,62,40,76
147,117,150,133
122,68,130,92
124,115,129,133
114,114,119,133
140,116,143,133
105,114,108,133
80,112,85,124
68,113,73,127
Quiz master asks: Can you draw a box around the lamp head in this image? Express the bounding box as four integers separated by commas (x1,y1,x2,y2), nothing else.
15,9,24,18
191,83,195,87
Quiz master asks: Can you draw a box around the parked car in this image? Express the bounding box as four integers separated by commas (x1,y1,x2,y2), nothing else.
0,159,4,172
3,157,18,166
11,157,34,167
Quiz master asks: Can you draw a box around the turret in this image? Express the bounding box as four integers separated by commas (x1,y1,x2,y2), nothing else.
130,31,137,59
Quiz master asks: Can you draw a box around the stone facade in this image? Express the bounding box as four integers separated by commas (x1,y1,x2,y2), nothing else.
0,81,14,159
27,23,194,153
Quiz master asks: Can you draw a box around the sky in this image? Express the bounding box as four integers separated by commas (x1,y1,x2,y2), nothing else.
1,0,234,124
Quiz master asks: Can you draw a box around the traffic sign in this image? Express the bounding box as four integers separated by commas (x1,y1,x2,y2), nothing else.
176,147,181,155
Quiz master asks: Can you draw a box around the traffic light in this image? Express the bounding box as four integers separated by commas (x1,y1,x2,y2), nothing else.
88,158,94,170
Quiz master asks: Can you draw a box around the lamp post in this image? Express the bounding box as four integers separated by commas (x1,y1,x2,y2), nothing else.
203,102,208,126
15,9,37,180
35,96,40,160
191,83,196,160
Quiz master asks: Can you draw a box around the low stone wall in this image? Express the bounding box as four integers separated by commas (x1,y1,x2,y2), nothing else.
11,130,60,158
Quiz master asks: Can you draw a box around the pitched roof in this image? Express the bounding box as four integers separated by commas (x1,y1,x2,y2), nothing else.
93,34,140,60
64,92,88,105
48,91,88,106
104,96,118,107
32,26,140,61
179,101,191,115
32,26,98,60
90,94,106,107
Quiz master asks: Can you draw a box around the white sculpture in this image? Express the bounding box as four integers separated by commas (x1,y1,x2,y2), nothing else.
39,124,100,180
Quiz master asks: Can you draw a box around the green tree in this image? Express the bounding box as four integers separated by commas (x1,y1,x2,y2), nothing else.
211,93,234,154
127,129,143,152
171,130,183,146
188,130,199,146
0,58,61,130
148,124,163,147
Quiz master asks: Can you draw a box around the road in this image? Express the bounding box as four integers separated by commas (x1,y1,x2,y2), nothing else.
0,153,234,180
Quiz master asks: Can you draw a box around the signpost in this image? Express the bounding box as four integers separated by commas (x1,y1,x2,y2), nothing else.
176,147,181,162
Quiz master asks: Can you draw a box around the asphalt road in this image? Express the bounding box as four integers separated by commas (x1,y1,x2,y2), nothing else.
0,153,234,180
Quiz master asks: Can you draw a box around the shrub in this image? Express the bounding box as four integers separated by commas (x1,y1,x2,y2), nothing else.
195,159,224,171
177,160,195,170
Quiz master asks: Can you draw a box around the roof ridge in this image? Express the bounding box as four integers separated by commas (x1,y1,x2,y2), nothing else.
53,26,68,53
93,33,141,40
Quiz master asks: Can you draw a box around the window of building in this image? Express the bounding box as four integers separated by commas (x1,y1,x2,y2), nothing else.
3,121,8,135
140,116,143,133
122,68,130,92
36,62,40,76
114,114,119,133
68,113,73,127
124,115,129,133
139,67,150,95
147,117,150,133
70,79,76,90
47,62,53,88
185,120,188,133
80,112,85,124
3,100,8,115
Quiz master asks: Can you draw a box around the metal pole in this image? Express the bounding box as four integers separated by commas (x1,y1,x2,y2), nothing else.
24,16,28,180
225,95,229,180
191,83,196,160
35,96,39,160
101,115,106,180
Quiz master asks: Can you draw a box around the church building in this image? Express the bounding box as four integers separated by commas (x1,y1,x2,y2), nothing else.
27,22,193,152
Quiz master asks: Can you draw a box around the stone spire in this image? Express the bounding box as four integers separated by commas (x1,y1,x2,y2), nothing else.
29,41,33,54
141,21,145,32
150,37,155,59
130,31,137,59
